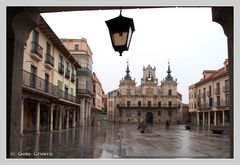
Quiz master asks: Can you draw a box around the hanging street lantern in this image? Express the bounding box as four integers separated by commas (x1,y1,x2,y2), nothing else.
105,10,135,56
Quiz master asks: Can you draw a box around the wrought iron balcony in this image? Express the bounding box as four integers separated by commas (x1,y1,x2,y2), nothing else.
45,53,54,69
65,69,70,79
214,101,230,108
22,70,80,104
76,67,92,76
30,41,43,61
58,63,64,74
57,89,80,104
118,103,179,109
22,70,57,96
197,104,211,110
76,83,92,96
202,92,206,98
76,89,92,96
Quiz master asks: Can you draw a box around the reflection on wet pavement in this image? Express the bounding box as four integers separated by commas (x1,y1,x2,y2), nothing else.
123,124,230,158
20,122,121,158
18,122,231,159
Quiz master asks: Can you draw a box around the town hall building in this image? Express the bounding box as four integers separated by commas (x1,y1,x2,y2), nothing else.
107,62,182,124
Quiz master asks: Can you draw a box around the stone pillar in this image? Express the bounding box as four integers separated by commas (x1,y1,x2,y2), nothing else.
222,110,225,126
80,98,85,126
54,108,58,130
77,107,80,126
208,111,210,126
20,98,25,136
7,9,40,157
73,109,76,128
214,111,217,126
85,102,88,125
212,7,233,157
50,104,54,132
86,102,89,125
58,106,62,130
89,102,91,125
66,108,69,129
202,112,205,126
86,101,89,125
36,102,40,134
196,112,199,126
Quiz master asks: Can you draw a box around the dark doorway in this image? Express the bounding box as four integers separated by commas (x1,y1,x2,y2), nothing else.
146,112,153,124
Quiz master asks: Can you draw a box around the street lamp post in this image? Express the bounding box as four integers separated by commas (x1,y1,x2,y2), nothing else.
105,9,135,56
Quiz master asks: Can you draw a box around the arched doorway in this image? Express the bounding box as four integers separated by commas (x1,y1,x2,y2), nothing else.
146,112,153,124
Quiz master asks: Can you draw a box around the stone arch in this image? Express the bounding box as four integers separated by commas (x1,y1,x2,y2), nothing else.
146,112,153,124
7,8,40,157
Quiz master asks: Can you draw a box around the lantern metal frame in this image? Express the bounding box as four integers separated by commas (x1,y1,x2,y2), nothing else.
105,10,135,56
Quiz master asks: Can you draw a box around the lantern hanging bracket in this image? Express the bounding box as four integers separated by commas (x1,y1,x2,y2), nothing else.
120,7,122,16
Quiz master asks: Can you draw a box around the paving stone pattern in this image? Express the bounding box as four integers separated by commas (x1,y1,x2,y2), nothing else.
18,123,230,159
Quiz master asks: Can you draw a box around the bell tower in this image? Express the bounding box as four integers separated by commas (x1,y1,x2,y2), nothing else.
141,64,158,85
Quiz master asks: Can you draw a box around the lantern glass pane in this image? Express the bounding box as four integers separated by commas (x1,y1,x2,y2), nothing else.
126,26,133,48
112,31,128,46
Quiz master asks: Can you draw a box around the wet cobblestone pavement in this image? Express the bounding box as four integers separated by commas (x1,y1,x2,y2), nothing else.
18,122,231,159
122,124,230,158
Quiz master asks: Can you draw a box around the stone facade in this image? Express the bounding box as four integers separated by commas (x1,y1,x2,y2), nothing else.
188,59,230,126
91,72,105,125
61,38,93,126
108,62,182,124
22,16,81,135
181,104,190,124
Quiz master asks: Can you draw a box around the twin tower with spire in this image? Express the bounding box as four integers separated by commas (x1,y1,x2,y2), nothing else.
116,60,181,124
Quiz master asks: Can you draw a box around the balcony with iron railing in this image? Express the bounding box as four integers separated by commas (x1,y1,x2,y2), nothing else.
76,89,92,96
58,63,64,75
222,85,230,93
30,41,43,61
202,92,206,98
77,67,92,76
65,68,70,79
214,101,230,108
22,70,79,104
76,83,92,96
197,104,211,110
214,88,221,95
57,89,80,104
45,53,54,69
23,70,58,96
118,102,179,109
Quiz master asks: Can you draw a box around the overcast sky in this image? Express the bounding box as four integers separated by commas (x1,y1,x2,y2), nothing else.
41,7,228,103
